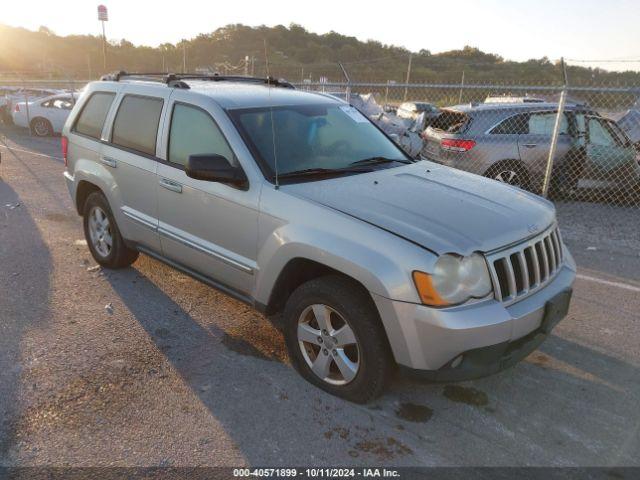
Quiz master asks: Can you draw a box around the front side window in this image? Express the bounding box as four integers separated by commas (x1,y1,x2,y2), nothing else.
528,112,568,135
74,92,115,139
112,95,163,156
168,103,234,167
588,118,618,146
229,103,408,179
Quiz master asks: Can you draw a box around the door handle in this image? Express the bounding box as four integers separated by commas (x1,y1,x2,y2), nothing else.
100,156,117,168
159,178,182,193
522,143,537,149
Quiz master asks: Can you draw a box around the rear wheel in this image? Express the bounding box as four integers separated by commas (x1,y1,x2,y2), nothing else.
485,161,531,191
31,118,53,137
83,191,138,269
283,275,394,403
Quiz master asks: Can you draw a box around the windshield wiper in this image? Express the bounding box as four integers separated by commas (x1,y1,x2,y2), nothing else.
349,156,414,167
276,167,372,180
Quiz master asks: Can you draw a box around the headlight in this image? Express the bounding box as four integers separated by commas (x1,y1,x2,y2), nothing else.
412,253,492,306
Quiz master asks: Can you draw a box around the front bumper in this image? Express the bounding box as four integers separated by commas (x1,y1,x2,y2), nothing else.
372,251,576,379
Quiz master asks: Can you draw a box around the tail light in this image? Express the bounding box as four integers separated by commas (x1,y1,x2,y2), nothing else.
441,138,476,152
14,104,20,112
61,136,68,167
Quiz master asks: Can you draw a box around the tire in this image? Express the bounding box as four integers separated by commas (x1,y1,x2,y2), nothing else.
283,275,394,403
485,160,531,192
31,117,53,137
83,191,139,269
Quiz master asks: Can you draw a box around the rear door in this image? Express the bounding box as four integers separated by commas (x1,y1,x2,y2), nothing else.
517,111,573,179
101,86,169,252
49,97,74,132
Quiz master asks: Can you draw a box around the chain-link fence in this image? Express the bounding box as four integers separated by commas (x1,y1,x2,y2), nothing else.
2,74,639,229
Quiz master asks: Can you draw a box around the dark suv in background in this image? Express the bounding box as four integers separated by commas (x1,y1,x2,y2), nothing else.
422,102,640,195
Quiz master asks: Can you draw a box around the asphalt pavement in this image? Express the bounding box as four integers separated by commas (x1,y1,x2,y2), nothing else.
0,125,639,467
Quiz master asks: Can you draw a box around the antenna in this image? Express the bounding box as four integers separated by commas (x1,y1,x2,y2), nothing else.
264,39,279,190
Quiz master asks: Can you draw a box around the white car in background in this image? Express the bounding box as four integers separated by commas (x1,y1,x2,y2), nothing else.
12,93,77,136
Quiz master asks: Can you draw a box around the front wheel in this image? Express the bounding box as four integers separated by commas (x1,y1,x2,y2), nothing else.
83,191,139,268
283,275,394,403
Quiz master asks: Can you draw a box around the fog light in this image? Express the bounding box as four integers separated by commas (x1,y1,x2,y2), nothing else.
451,355,463,368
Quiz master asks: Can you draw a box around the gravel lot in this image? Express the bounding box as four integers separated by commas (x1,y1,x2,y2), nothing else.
1,125,639,467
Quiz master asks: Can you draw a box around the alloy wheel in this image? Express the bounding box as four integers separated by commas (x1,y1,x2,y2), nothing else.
297,304,360,385
33,119,50,136
88,206,113,258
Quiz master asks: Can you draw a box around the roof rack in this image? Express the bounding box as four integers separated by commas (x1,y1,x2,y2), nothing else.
99,71,295,89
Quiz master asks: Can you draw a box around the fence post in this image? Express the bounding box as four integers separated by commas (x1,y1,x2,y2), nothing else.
338,62,351,104
541,58,569,197
23,79,32,137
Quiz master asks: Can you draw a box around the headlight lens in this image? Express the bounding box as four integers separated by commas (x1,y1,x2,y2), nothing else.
413,253,492,306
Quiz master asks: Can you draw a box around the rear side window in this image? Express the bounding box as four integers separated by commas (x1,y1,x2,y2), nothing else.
491,113,529,135
430,110,469,133
168,103,234,167
112,95,164,156
74,92,115,139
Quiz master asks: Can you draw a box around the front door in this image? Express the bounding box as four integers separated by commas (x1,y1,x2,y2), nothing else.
583,116,639,189
156,98,258,296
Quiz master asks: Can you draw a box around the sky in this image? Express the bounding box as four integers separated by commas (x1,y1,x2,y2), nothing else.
3,0,640,70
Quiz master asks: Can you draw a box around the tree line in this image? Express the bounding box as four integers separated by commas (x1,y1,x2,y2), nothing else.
1,23,639,86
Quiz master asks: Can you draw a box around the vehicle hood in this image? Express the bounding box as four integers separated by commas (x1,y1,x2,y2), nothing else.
282,161,556,255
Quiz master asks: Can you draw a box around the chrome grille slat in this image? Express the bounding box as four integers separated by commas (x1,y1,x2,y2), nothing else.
517,251,529,293
487,226,565,305
529,245,541,287
538,241,549,281
545,236,556,273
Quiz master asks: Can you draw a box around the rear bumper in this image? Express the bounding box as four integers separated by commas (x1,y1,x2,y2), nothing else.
372,250,576,378
63,171,76,204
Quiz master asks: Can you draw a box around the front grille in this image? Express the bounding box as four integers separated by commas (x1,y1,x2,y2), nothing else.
487,226,564,303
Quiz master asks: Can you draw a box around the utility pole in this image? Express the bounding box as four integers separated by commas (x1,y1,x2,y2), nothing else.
403,53,412,102
458,71,465,104
182,44,186,73
97,5,109,72
244,55,249,76
87,53,92,79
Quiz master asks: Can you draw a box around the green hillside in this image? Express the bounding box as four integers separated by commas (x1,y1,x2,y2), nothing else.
1,23,638,85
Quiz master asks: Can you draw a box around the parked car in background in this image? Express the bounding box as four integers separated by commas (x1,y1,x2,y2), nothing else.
397,101,439,121
0,87,22,124
484,96,545,104
422,102,640,196
63,73,575,402
12,93,76,136
3,88,62,125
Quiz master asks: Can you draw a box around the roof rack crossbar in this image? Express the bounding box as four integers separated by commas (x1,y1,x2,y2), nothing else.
99,71,294,89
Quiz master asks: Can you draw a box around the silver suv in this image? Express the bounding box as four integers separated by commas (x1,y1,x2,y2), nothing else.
63,73,576,403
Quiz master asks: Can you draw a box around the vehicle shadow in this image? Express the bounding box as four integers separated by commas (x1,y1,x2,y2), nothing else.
0,182,53,464
103,261,375,465
104,258,640,466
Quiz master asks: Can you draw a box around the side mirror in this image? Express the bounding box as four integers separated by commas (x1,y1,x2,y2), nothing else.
185,154,248,188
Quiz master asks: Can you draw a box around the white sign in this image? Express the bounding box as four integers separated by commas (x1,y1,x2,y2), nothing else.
97,5,108,21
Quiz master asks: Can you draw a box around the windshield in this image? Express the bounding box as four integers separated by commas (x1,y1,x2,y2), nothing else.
229,103,409,179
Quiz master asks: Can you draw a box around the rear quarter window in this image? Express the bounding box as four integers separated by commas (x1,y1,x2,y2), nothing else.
429,110,469,133
111,95,164,156
73,92,116,139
